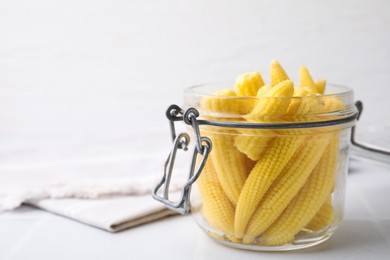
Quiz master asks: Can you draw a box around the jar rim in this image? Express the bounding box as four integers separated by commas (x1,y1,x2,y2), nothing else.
183,81,358,128
184,82,353,100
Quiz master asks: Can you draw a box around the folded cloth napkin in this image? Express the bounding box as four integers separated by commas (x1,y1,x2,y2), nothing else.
0,175,185,232
0,129,194,232
32,196,177,232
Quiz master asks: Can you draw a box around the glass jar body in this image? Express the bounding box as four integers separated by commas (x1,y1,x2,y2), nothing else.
185,83,356,251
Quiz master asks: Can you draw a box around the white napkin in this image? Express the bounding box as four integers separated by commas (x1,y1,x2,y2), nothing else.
0,175,186,232
0,130,190,232
0,176,184,232
32,197,177,232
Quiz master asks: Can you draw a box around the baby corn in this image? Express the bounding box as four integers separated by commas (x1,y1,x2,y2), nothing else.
299,66,318,94
196,158,235,236
305,196,334,231
245,80,294,122
200,89,255,115
270,60,290,86
316,79,326,94
210,133,250,205
234,135,304,238
235,80,294,160
242,135,330,243
259,139,338,246
235,72,265,96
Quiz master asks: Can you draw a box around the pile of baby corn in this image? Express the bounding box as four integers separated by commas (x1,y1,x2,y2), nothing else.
196,60,344,246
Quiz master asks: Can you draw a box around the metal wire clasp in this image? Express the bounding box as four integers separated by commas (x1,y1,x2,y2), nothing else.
351,101,390,156
152,105,212,215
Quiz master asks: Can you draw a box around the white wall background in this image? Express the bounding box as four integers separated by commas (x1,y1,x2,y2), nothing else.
0,0,389,150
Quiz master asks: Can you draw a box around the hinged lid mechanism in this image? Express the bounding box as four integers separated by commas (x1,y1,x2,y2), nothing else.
153,100,369,215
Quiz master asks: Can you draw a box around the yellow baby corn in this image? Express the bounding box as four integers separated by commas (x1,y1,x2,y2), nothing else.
210,133,250,205
316,79,326,94
235,80,293,161
235,85,321,162
235,80,293,160
316,95,346,124
235,74,329,239
256,85,271,96
270,60,290,86
235,72,265,96
196,157,235,236
286,87,323,122
293,86,315,97
234,135,304,238
322,95,345,113
245,80,294,122
297,97,339,235
199,89,255,115
242,135,330,244
259,139,338,246
299,66,318,93
305,196,334,231
286,87,311,116
234,130,272,161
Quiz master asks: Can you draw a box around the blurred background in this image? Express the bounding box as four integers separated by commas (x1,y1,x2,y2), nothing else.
0,0,389,179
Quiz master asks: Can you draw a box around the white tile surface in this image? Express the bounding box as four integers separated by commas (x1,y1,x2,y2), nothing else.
0,160,389,259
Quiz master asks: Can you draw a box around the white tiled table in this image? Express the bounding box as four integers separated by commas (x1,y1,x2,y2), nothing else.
1,159,389,260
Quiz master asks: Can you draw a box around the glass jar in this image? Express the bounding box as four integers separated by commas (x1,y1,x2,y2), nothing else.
153,82,358,251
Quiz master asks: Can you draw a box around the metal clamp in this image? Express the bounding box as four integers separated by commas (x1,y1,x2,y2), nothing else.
351,101,390,156
152,105,212,215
